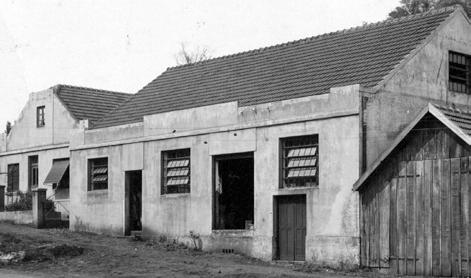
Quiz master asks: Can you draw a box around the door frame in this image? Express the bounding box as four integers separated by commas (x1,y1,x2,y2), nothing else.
273,194,306,261
124,170,142,236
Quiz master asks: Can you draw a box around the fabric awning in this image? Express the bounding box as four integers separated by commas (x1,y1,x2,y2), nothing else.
44,159,69,184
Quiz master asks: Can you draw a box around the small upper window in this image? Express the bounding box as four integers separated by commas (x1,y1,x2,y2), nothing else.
161,148,191,194
37,106,45,127
449,51,470,94
88,158,108,191
280,135,319,188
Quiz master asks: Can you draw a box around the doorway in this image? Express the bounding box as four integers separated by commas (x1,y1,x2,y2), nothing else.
275,194,306,261
125,170,142,236
213,152,254,230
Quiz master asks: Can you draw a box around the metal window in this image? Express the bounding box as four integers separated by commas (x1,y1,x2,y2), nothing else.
161,148,190,194
37,106,45,127
88,158,108,191
280,135,318,188
7,164,19,193
449,51,470,94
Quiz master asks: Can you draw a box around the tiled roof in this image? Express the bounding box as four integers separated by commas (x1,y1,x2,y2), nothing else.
435,105,471,136
94,7,457,129
53,84,131,125
353,103,471,191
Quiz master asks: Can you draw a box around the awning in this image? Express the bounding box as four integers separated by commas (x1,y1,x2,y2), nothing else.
44,159,69,184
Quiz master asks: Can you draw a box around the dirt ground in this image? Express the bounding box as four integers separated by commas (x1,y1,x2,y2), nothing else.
0,222,386,278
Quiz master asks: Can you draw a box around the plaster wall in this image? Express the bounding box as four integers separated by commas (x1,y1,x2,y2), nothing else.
70,86,361,267
4,89,78,151
0,147,69,197
364,11,471,168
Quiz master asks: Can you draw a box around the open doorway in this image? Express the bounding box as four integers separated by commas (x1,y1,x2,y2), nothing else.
213,152,254,230
125,170,142,236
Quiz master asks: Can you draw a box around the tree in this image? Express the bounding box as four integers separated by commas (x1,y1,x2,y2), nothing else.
174,43,211,65
5,121,11,135
388,0,434,18
388,0,471,18
435,0,471,16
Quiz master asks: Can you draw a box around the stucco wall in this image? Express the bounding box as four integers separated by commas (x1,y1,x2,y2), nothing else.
5,89,77,151
70,86,361,267
0,147,69,197
0,210,33,225
364,11,471,168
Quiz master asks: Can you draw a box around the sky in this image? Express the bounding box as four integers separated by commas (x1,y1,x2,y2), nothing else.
0,0,399,126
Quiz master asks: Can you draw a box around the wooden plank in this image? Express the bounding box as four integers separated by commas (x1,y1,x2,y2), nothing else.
451,158,461,277
432,159,441,276
360,193,367,266
424,159,433,276
441,158,452,276
380,174,390,268
415,160,424,275
467,157,471,276
398,161,407,275
390,171,398,274
406,161,415,275
460,157,469,276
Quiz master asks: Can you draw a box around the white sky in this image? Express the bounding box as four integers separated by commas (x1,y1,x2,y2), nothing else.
0,0,399,126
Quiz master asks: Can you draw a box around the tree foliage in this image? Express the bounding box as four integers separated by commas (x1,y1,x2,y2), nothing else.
388,0,471,18
5,121,11,135
174,43,211,65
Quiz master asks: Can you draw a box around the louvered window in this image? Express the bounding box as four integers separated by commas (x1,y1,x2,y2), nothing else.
161,149,190,194
449,51,470,94
280,135,318,188
88,158,108,191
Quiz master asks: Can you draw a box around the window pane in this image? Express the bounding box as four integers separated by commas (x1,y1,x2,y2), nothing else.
162,149,191,194
281,135,318,188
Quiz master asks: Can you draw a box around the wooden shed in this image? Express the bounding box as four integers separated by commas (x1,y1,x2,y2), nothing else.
353,103,471,277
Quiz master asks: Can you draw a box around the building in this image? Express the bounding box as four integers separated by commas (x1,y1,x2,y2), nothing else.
65,6,471,268
1,5,469,271
353,104,471,277
0,85,130,218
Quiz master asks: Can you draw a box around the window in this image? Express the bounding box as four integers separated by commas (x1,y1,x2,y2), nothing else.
280,135,318,188
88,158,108,191
449,51,470,94
7,164,19,193
28,155,38,191
37,106,45,127
161,149,190,194
213,153,254,230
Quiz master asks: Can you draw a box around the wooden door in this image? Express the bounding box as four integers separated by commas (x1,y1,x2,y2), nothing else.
277,195,306,261
362,157,471,277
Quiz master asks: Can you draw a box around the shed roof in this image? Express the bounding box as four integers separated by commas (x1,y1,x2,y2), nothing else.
93,7,458,129
53,84,132,125
353,103,471,191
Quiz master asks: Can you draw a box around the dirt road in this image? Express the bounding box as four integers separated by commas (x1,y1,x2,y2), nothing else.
0,223,382,278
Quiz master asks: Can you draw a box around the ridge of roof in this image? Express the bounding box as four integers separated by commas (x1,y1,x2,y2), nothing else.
353,102,471,191
166,6,460,72
52,84,131,96
93,6,456,129
52,84,133,125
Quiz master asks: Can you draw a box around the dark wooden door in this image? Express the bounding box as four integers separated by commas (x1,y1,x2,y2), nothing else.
277,195,306,261
362,157,471,277
125,171,142,235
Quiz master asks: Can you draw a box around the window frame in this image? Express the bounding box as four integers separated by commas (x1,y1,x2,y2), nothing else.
36,106,45,127
279,134,319,189
161,148,191,195
88,157,108,191
449,51,471,94
28,155,38,191
7,163,19,193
